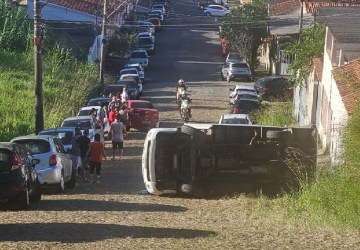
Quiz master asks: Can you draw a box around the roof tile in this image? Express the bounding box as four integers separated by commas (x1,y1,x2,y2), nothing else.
269,0,301,16
305,1,360,14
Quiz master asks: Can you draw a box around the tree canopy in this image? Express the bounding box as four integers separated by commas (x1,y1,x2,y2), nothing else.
221,0,268,73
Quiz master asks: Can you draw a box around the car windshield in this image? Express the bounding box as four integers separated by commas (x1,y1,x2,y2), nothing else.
39,130,74,145
131,102,154,109
14,140,50,155
222,118,249,124
121,69,137,75
87,98,110,106
232,63,248,68
138,38,153,45
228,53,241,60
131,52,146,58
62,119,92,130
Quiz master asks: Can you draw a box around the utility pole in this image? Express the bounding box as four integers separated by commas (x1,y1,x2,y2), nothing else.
34,0,44,134
99,0,108,89
298,0,304,43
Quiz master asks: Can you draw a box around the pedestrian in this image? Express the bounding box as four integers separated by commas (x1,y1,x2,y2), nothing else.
98,102,106,129
108,105,116,125
109,113,127,160
121,87,129,104
70,127,81,174
76,129,91,182
86,133,106,183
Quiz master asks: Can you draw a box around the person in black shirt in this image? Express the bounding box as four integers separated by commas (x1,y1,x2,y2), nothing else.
76,129,91,182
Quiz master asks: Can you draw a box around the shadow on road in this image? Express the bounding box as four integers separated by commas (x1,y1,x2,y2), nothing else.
0,223,215,243
30,199,188,212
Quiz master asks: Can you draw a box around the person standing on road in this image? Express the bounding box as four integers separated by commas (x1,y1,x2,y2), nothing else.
70,127,81,174
86,133,106,184
76,129,91,182
109,114,127,160
121,87,129,104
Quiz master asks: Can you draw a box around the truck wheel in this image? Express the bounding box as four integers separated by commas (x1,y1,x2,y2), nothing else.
181,125,208,143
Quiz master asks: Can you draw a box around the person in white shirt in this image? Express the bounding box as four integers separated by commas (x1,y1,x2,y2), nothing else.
121,87,129,103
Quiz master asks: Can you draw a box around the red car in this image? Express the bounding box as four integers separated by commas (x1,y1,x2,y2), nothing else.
147,18,161,32
126,100,160,131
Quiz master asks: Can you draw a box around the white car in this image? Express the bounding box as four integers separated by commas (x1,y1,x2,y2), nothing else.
124,63,145,83
204,5,230,16
152,4,166,14
221,62,252,82
229,85,261,104
11,135,74,192
129,49,149,69
218,114,252,125
135,20,156,34
226,52,243,64
61,116,97,141
138,31,155,43
149,9,164,21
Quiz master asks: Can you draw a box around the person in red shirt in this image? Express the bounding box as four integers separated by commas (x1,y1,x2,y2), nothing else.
86,133,106,183
108,105,116,125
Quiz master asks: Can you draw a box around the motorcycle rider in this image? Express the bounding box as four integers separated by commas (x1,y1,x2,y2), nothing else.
180,93,192,118
176,79,187,103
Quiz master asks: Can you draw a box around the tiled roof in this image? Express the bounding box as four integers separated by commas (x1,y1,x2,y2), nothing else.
48,0,123,18
305,1,360,14
269,0,301,15
333,59,360,114
312,57,323,81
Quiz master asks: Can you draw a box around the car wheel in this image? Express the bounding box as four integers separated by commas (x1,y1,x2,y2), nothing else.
30,178,42,202
16,184,30,210
66,169,77,188
56,171,65,193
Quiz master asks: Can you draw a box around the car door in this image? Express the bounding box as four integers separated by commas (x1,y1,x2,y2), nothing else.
53,138,72,181
222,63,229,77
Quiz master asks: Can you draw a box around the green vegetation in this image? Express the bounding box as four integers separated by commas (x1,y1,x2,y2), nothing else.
0,2,99,141
251,101,296,127
222,0,268,73
284,23,326,84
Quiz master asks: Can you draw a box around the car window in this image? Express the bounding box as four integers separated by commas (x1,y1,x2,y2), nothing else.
131,52,146,58
0,149,11,163
14,140,50,155
62,119,92,130
78,109,93,116
138,38,153,45
121,69,137,75
232,63,249,68
39,130,74,142
54,138,66,154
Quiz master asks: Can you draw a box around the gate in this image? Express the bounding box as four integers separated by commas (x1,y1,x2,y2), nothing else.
278,50,295,76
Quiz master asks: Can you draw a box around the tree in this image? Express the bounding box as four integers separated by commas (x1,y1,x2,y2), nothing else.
107,31,138,58
283,23,326,83
221,0,268,73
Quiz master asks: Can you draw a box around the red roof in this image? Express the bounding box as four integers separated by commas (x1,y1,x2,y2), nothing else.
333,59,360,114
48,0,123,18
304,1,360,13
269,0,301,16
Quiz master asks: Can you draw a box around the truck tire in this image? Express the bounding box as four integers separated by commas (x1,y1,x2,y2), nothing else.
181,125,208,144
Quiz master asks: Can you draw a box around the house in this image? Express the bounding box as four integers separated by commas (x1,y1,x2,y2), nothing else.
259,0,313,75
292,6,360,165
27,0,129,60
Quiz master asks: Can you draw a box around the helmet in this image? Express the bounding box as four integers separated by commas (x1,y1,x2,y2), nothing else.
178,79,184,85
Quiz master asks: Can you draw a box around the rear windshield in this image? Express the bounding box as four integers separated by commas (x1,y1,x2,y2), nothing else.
0,149,11,163
228,53,242,60
39,131,74,145
121,69,137,75
14,140,50,155
131,52,146,58
78,110,93,116
138,38,153,45
62,119,92,130
87,99,110,106
131,102,154,109
232,63,248,68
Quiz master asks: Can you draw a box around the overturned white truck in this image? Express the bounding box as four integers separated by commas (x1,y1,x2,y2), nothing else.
142,123,317,196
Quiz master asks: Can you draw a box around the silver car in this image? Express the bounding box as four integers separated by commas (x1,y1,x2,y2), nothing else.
221,62,252,82
11,135,74,192
128,49,149,69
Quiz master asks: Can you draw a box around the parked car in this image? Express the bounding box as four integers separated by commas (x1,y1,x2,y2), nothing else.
102,84,126,97
136,37,155,54
147,17,161,32
219,114,252,125
118,75,142,99
148,10,164,22
152,4,166,14
231,98,261,114
38,127,77,152
226,52,243,64
124,63,145,83
107,50,131,60
254,76,294,101
229,85,261,104
87,97,111,107
11,135,74,192
120,68,141,81
61,116,97,141
0,142,42,209
221,62,252,82
126,100,160,131
128,49,149,69
138,31,155,43
203,5,230,16
135,20,155,34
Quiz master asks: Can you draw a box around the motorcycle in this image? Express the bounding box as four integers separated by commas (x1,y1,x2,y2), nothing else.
180,98,190,122
176,87,186,106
